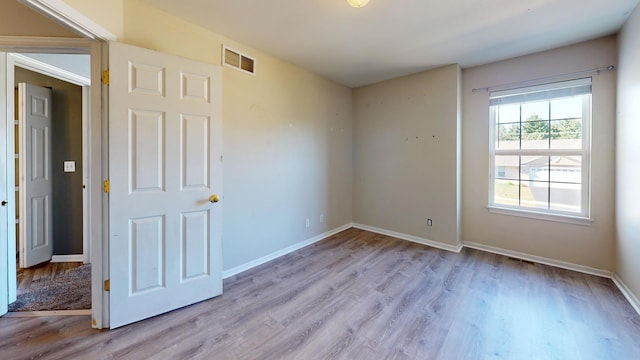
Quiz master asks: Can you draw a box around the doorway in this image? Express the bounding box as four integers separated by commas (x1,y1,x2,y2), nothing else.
0,37,106,326
8,53,91,312
0,0,111,327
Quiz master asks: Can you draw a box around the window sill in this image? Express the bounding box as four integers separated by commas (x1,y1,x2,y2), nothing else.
487,205,593,226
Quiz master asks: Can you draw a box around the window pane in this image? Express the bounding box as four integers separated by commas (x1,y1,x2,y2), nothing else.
549,156,582,184
551,119,582,149
521,156,549,182
497,104,520,124
522,101,549,121
495,155,519,180
520,181,548,210
522,120,549,149
550,182,581,213
489,81,590,217
497,123,520,150
494,179,520,206
550,96,582,120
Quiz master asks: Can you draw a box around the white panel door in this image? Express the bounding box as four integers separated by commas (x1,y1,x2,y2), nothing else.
109,42,223,329
19,83,53,268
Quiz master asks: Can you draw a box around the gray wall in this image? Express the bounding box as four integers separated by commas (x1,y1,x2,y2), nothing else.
616,5,640,305
222,56,354,270
462,37,617,271
15,67,83,255
353,64,462,248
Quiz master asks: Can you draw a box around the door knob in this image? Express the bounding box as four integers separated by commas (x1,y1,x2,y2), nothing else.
209,194,220,203
1,200,7,206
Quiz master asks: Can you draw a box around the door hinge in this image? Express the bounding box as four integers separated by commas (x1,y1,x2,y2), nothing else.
104,279,110,292
102,69,109,85
103,180,110,193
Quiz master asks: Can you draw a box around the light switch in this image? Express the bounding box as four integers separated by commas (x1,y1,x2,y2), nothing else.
64,161,76,173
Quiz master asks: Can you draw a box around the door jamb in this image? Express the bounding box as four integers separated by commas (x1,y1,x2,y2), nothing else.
0,36,107,328
9,0,115,329
0,52,8,317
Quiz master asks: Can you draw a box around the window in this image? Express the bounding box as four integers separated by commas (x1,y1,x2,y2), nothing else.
488,78,591,223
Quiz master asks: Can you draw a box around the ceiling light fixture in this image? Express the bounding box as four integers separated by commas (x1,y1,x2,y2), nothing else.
347,0,370,8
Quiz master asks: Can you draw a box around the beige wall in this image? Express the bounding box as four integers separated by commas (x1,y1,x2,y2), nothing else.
353,64,461,248
616,6,640,301
462,37,617,271
4,0,352,272
122,0,221,64
62,0,123,38
120,0,353,270
0,0,79,37
13,0,627,277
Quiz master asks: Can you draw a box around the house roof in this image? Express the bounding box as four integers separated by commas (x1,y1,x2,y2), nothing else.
495,155,581,167
141,0,640,87
497,139,582,150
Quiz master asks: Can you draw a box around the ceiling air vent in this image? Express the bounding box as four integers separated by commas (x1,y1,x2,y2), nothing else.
223,46,255,75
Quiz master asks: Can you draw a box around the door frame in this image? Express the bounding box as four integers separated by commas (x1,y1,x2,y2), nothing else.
0,36,106,327
9,52,91,266
6,0,115,328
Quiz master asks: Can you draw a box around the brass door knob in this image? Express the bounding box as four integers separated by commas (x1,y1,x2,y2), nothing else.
209,194,220,203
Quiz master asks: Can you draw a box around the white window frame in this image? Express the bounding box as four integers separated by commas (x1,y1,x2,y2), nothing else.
487,78,593,225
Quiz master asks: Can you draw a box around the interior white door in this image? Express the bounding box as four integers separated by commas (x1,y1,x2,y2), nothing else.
19,83,53,268
108,42,223,329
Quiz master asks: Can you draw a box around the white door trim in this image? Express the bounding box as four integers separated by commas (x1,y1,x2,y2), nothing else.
9,53,90,86
0,36,92,53
18,0,116,41
82,85,90,264
0,52,9,317
4,0,111,329
0,38,105,328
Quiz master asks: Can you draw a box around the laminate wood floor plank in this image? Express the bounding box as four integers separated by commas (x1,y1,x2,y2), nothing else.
2,228,640,359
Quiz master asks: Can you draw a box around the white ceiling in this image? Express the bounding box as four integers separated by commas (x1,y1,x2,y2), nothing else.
142,0,639,88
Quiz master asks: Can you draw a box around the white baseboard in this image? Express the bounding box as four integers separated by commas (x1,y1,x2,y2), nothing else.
222,223,355,279
463,241,612,278
51,254,84,263
353,223,463,253
612,274,640,316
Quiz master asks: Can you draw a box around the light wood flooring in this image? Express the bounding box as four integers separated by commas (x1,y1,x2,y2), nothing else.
1,228,639,359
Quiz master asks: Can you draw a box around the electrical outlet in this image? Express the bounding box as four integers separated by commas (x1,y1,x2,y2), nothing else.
306,218,310,228
427,219,433,227
320,214,324,223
